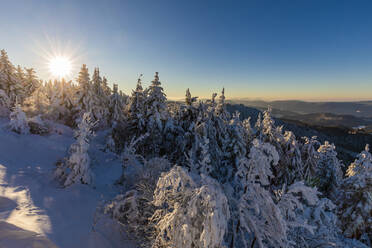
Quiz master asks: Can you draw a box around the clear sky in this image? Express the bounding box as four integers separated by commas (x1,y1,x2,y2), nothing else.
1,0,372,101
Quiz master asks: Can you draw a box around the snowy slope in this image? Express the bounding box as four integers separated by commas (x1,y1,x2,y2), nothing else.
0,118,136,248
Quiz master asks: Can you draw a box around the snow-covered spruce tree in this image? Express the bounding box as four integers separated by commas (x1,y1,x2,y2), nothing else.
151,166,230,248
102,76,112,97
127,75,146,136
228,112,249,164
23,68,40,101
91,67,110,127
0,89,10,116
106,83,127,152
0,49,24,106
9,102,29,134
314,141,343,200
145,72,167,129
337,144,372,245
109,83,125,127
215,88,230,120
106,151,170,245
55,112,96,187
74,64,95,125
232,139,289,248
300,136,320,183
143,72,167,155
280,130,304,184
278,181,367,248
181,88,199,125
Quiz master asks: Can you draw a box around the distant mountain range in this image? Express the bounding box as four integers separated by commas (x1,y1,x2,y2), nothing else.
228,99,372,118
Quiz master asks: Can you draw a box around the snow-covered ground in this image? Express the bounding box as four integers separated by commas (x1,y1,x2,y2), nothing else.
0,118,136,248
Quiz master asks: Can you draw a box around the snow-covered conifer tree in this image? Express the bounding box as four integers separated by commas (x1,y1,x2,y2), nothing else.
215,88,230,120
74,64,95,124
145,72,167,130
337,144,372,244
143,72,167,155
152,166,230,248
0,89,10,116
9,102,29,134
128,75,146,135
315,141,343,200
102,76,111,97
301,136,320,183
109,83,125,127
0,50,24,106
55,112,95,186
23,68,39,98
91,67,109,126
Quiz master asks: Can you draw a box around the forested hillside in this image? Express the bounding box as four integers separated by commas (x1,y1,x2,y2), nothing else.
0,49,371,247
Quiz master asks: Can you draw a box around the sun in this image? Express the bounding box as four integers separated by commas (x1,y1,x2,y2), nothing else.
48,56,72,78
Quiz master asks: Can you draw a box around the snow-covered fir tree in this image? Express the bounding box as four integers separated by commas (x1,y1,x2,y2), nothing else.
108,83,125,126
55,112,96,187
315,141,343,200
128,75,146,133
301,136,320,183
0,49,24,106
74,64,95,124
337,144,372,245
9,102,29,134
143,72,167,155
91,67,109,127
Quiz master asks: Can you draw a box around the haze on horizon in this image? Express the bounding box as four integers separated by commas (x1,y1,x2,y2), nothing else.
1,0,372,101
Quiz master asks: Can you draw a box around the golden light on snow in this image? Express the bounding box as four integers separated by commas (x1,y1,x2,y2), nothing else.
48,56,72,79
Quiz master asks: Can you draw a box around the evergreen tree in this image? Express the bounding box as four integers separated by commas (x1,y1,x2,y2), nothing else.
301,136,320,183
109,83,125,126
145,72,167,130
128,74,146,134
215,88,230,120
24,68,39,98
9,103,29,134
91,67,109,126
337,145,372,245
55,112,96,186
0,50,24,106
315,141,343,200
143,72,167,155
74,64,95,124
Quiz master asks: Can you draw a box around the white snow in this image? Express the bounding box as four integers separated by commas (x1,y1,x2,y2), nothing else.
0,118,136,248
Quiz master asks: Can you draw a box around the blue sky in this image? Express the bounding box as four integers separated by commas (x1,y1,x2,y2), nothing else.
1,0,372,101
